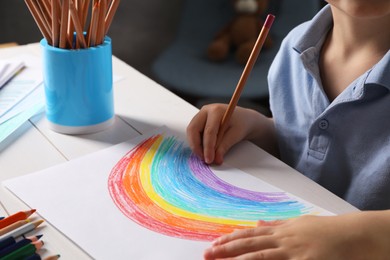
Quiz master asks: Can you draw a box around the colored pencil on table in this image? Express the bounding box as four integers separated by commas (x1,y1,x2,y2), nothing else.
0,220,44,241
0,209,36,229
0,219,31,236
1,240,44,260
0,236,16,251
0,235,42,258
25,253,61,260
216,14,275,147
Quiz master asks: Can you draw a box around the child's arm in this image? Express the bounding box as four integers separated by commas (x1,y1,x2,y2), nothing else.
204,210,390,259
186,104,278,164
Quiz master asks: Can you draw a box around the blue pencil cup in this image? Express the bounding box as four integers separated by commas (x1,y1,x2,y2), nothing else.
40,37,114,134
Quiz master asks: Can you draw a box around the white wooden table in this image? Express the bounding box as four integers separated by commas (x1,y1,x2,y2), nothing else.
0,43,357,259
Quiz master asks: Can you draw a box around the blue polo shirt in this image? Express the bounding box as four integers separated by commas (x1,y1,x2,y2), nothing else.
268,5,390,210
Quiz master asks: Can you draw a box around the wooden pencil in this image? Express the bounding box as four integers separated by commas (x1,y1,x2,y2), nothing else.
81,0,91,31
216,14,275,146
59,0,70,48
38,0,52,29
87,0,100,47
26,0,120,49
24,0,53,45
96,0,107,45
104,0,120,35
69,0,87,48
51,0,60,47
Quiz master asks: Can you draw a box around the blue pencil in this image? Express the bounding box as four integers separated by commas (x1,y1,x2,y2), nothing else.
0,235,43,258
0,236,16,251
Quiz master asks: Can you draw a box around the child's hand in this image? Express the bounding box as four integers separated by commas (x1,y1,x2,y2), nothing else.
186,104,268,164
204,212,390,260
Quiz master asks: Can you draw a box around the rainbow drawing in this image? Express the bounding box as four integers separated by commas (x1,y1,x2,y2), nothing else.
108,133,315,241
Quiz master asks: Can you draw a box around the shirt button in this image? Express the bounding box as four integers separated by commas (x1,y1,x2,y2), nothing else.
319,119,329,129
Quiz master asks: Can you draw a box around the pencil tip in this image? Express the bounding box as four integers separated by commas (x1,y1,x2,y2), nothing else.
36,234,43,239
34,219,45,227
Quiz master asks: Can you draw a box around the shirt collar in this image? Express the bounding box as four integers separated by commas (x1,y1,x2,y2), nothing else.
293,5,390,91
292,5,333,54
365,50,390,90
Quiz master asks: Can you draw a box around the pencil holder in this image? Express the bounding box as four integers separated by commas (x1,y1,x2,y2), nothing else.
40,37,114,134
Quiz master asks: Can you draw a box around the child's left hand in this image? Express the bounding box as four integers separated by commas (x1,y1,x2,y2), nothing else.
204,211,390,260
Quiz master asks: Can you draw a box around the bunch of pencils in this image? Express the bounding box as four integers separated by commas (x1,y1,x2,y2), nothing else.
0,209,60,260
24,0,121,49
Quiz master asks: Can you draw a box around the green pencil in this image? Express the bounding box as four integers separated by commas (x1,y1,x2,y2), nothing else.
1,240,44,260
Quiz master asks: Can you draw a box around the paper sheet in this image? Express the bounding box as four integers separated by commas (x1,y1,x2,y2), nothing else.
3,127,332,259
0,55,42,118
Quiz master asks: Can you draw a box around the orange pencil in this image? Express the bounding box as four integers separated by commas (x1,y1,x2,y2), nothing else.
81,0,91,30
87,0,100,47
96,0,107,45
69,0,87,48
104,0,120,35
0,209,36,230
51,0,60,47
216,14,275,147
0,219,30,236
24,0,53,44
59,0,70,48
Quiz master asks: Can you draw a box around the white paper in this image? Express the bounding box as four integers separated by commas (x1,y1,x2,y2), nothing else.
0,59,25,89
3,127,332,260
0,55,42,118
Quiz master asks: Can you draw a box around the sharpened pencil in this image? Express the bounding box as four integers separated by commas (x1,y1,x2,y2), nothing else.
216,14,275,147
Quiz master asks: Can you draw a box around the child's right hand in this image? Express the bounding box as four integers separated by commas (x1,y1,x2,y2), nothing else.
186,104,274,165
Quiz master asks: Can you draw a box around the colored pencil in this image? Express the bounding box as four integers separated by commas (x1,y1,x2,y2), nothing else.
1,240,44,260
25,0,120,49
24,0,53,45
96,0,107,45
0,235,43,258
25,253,61,260
69,0,87,48
0,237,16,251
51,0,60,47
104,0,120,35
59,0,70,48
0,209,36,229
216,14,275,147
0,219,30,236
87,0,100,47
0,220,44,241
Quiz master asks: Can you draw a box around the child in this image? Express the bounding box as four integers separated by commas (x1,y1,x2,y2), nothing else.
186,0,390,259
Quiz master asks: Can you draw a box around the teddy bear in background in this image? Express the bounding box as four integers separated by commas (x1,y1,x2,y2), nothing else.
206,0,273,65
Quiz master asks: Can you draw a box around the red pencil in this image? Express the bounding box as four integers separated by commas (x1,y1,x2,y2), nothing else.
0,210,36,230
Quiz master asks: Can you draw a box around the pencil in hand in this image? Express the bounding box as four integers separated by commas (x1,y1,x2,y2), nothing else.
216,14,275,147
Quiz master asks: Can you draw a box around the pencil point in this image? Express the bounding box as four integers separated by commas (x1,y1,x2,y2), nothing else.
33,219,45,227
